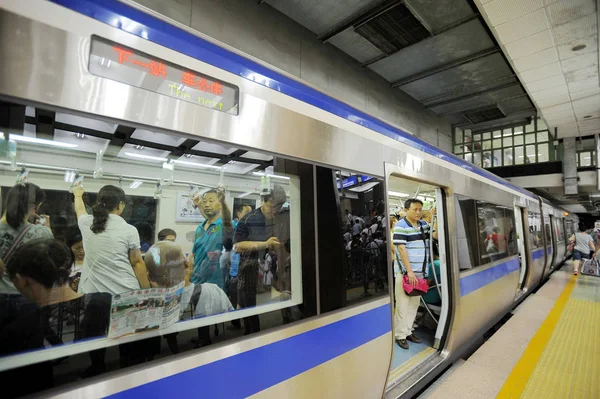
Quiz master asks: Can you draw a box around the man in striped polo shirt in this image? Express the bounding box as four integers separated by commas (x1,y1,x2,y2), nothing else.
393,198,437,349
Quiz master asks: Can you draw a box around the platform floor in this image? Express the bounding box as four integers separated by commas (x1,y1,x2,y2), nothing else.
421,262,600,399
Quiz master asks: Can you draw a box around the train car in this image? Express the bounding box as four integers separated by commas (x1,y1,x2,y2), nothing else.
0,1,578,398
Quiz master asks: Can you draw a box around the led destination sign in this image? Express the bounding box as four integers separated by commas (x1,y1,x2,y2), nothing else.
89,36,239,114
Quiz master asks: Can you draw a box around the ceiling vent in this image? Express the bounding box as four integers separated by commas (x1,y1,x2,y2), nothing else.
354,3,431,55
464,106,506,124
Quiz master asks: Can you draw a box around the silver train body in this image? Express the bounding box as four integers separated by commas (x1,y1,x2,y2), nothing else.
0,1,578,397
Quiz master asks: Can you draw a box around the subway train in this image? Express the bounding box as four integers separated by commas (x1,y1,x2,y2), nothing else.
0,1,578,398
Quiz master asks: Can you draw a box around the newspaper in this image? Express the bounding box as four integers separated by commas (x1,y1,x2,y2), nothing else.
108,282,185,338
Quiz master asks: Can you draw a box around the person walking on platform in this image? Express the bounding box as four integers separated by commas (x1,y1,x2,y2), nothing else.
393,198,437,350
570,223,596,276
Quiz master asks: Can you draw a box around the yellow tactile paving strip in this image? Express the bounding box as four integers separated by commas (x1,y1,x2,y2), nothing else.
498,276,600,398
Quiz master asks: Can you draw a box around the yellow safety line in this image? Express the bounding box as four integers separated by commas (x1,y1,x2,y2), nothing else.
496,276,577,398
388,347,436,381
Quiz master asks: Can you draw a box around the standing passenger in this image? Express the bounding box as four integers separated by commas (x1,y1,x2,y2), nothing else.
189,188,233,289
72,185,150,294
393,198,437,350
234,184,288,335
570,223,596,276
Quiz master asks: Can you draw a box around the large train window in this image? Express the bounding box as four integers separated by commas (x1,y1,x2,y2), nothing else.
0,103,318,396
456,196,517,269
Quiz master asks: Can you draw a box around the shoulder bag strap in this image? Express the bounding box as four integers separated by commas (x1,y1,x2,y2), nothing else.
3,223,34,264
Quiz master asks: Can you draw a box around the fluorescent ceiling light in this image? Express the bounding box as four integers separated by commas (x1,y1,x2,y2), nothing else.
125,152,168,162
174,159,222,170
9,134,78,148
252,172,290,180
129,180,143,189
237,192,252,198
388,191,410,197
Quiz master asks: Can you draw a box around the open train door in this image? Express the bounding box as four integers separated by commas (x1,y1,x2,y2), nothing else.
514,204,529,301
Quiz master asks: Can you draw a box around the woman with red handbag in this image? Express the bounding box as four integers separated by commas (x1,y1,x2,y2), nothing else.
392,199,436,350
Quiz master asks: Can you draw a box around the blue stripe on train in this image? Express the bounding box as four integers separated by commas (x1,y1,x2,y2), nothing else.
460,258,520,297
49,0,536,200
532,248,545,260
108,304,392,398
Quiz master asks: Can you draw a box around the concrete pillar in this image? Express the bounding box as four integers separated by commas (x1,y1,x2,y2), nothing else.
563,136,577,195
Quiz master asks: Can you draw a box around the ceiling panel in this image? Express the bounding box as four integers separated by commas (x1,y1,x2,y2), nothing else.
525,74,566,92
557,35,597,60
484,0,544,26
224,161,260,175
495,7,549,44
368,19,494,82
404,0,475,31
55,112,116,134
560,52,598,73
570,86,600,101
552,14,597,45
512,47,559,71
504,29,554,60
545,0,596,27
429,84,525,114
131,129,187,147
265,0,378,35
192,141,236,155
564,65,599,84
398,52,512,100
568,77,599,93
243,151,273,161
543,102,573,114
117,143,171,163
175,155,219,165
535,93,571,108
328,28,384,64
519,62,563,82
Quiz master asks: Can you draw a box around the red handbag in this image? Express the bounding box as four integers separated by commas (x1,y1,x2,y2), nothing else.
402,274,429,296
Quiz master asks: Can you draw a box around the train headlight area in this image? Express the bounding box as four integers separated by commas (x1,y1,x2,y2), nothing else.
0,1,597,398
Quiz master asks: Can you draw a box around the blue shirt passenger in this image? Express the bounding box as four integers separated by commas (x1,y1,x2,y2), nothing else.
190,189,233,288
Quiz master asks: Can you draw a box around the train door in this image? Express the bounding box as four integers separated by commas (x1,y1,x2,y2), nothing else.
514,206,529,300
548,215,558,271
385,173,450,391
542,214,553,278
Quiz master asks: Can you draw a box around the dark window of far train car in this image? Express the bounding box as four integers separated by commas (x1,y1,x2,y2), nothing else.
317,170,389,313
456,196,517,270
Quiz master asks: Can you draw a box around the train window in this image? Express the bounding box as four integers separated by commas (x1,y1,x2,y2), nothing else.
323,170,389,312
544,221,552,245
554,218,563,242
0,103,318,396
528,212,544,249
456,196,517,270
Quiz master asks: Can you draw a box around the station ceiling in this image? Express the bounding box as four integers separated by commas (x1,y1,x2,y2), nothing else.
263,0,538,133
474,0,599,139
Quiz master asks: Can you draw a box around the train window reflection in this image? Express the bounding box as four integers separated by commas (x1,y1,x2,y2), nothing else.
0,104,313,395
456,196,517,270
